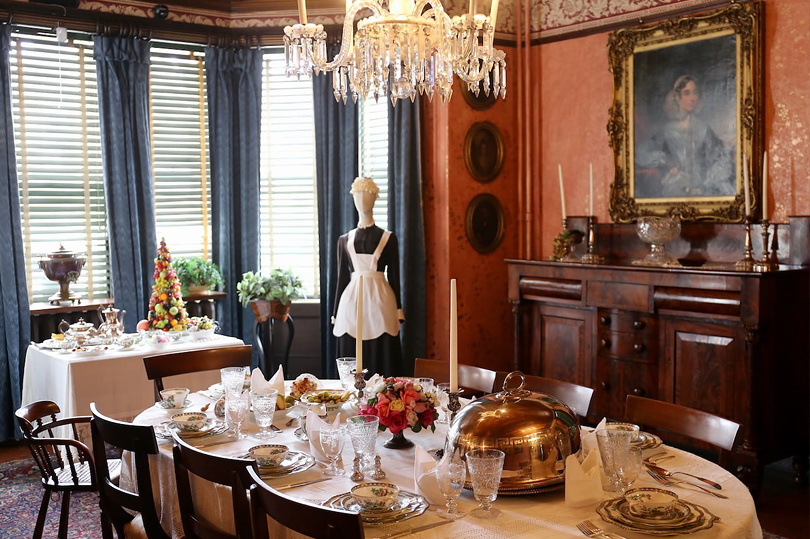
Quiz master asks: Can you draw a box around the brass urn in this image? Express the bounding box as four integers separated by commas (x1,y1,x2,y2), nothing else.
38,244,86,305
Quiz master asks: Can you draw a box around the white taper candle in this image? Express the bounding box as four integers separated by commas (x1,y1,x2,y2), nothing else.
450,279,458,393
297,0,308,24
558,164,567,221
589,162,594,217
743,152,751,217
490,0,500,29
762,151,768,221
356,275,363,372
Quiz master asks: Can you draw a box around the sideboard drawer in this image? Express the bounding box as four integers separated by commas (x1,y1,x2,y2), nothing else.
598,331,659,362
587,281,649,311
597,310,658,334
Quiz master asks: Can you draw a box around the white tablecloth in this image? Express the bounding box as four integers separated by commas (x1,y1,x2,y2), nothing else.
125,383,762,539
21,335,245,429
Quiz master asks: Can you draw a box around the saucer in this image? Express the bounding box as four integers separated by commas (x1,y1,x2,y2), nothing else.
256,451,315,477
155,399,192,410
323,490,427,525
172,419,226,438
597,497,718,535
633,431,663,450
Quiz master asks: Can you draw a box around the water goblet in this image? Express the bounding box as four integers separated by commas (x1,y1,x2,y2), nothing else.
335,357,357,391
346,415,379,472
251,389,278,440
596,430,633,492
435,452,466,520
616,446,643,492
466,449,505,519
221,366,247,395
417,377,435,392
225,388,249,440
319,426,346,476
436,382,451,424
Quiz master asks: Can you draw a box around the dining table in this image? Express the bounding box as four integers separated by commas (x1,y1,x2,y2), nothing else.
21,334,245,442
125,380,762,539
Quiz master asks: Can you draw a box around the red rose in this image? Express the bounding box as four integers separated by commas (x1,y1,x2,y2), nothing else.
388,412,409,434
418,409,435,428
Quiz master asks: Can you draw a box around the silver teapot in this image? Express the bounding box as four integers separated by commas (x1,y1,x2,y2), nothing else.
97,304,126,341
58,318,97,345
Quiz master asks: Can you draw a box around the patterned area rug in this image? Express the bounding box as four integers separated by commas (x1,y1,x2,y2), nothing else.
0,458,102,538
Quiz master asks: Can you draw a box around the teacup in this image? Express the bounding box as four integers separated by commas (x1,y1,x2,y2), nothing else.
624,487,679,518
606,421,641,441
171,412,208,432
351,483,400,512
160,388,190,408
249,444,289,467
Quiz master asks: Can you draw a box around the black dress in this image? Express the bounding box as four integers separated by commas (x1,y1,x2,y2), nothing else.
333,225,404,376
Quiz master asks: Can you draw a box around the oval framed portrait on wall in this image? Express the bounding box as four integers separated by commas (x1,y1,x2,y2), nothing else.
462,80,498,111
464,121,505,183
465,193,505,254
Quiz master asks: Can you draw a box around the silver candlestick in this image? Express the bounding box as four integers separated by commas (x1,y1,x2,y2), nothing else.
352,369,368,400
447,390,463,423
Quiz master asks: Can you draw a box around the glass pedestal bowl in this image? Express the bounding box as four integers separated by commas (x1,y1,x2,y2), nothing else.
635,217,681,266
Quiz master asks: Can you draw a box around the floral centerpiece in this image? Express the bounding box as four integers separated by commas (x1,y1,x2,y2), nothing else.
359,377,439,449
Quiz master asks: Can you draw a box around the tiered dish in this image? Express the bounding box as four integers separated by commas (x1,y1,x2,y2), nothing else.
633,431,663,451
597,496,719,535
256,451,315,477
323,490,428,525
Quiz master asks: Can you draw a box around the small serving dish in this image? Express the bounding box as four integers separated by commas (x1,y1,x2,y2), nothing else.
351,483,400,512
249,444,289,467
171,412,208,432
624,487,679,518
301,389,351,412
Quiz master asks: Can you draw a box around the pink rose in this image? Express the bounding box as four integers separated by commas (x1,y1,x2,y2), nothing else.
402,389,420,407
412,401,428,414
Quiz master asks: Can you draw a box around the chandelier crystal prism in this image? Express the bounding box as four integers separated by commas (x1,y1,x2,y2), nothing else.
284,0,506,105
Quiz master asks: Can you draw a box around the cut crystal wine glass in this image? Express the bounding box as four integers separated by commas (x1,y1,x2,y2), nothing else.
466,449,505,519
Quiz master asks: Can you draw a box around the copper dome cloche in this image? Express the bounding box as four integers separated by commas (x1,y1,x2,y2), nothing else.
445,371,581,494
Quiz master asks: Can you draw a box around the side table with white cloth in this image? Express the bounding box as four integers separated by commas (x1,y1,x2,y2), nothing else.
124,381,762,539
21,335,245,441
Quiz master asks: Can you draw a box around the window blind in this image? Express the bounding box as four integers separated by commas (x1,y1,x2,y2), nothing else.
10,32,110,304
359,98,389,231
150,46,211,261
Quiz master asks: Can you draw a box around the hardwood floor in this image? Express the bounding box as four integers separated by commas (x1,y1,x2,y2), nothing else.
1,440,806,537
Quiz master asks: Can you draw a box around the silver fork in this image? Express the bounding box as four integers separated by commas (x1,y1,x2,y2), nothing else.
575,520,612,538
646,469,728,499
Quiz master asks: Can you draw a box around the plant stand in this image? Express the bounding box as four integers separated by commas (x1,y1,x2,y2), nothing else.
250,300,295,375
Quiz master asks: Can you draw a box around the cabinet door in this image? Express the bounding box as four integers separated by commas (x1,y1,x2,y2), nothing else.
527,304,593,388
594,357,659,420
662,318,741,419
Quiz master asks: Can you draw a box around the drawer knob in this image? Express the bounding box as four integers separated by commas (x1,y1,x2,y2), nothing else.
633,320,646,330
601,381,611,391
600,316,611,327
633,343,646,353
601,338,611,349
632,387,646,396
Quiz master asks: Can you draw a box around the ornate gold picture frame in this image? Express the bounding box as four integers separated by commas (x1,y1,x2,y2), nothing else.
465,193,505,254
464,121,505,183
607,2,763,223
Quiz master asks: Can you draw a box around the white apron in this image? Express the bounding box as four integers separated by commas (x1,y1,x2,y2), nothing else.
333,229,400,339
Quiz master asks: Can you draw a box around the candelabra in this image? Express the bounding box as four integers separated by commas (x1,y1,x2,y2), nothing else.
352,369,368,400
447,390,463,423
753,220,777,272
581,216,604,264
735,217,755,271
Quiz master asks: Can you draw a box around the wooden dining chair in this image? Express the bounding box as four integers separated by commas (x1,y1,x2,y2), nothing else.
624,395,741,467
493,371,594,419
15,400,120,539
171,432,257,539
247,466,365,539
414,358,496,397
143,344,252,401
90,403,170,539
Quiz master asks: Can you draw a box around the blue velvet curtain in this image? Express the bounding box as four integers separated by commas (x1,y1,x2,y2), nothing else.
0,25,30,440
205,46,262,363
94,36,156,332
388,98,426,374
314,66,359,379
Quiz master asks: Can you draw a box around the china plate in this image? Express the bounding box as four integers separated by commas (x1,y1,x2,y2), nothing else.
256,451,315,477
40,338,67,350
617,499,692,528
463,474,565,495
155,399,193,410
633,431,663,450
597,497,719,536
172,419,227,439
323,490,428,525
63,345,110,357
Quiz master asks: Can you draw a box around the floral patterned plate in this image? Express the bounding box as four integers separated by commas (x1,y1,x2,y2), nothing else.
597,497,718,535
323,490,427,525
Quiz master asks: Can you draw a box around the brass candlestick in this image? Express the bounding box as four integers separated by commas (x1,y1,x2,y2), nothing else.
447,390,463,423
581,216,604,264
753,220,777,272
352,369,368,400
735,217,755,271
560,217,582,262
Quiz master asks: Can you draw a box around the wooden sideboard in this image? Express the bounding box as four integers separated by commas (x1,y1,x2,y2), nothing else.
507,224,809,491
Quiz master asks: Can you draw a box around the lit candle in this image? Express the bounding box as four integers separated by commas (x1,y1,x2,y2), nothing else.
762,151,768,221
743,152,751,217
490,0,500,28
297,0,308,24
356,275,363,372
558,164,567,221
449,279,458,393
589,162,594,217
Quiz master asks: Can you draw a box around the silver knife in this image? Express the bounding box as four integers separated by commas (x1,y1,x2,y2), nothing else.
275,477,332,491
376,519,453,539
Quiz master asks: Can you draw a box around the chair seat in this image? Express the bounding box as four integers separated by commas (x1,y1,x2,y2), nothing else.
46,458,121,490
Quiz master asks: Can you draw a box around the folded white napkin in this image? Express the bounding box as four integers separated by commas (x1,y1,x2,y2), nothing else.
565,447,603,507
307,408,341,464
580,417,607,458
413,446,444,506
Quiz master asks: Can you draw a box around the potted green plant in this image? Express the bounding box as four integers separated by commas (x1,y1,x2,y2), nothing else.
174,257,224,296
236,269,303,322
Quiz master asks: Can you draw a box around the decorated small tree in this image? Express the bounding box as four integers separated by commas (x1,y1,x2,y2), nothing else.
147,238,189,331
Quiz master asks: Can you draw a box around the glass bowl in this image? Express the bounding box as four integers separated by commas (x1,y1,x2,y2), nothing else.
635,217,681,266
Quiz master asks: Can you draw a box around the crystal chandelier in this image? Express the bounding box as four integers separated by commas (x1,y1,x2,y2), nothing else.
284,0,506,105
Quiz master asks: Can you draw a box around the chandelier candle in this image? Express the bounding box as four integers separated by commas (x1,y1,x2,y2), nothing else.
297,0,307,24
356,275,363,372
450,279,458,393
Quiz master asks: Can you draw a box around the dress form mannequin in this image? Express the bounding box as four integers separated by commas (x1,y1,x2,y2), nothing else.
333,178,404,376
